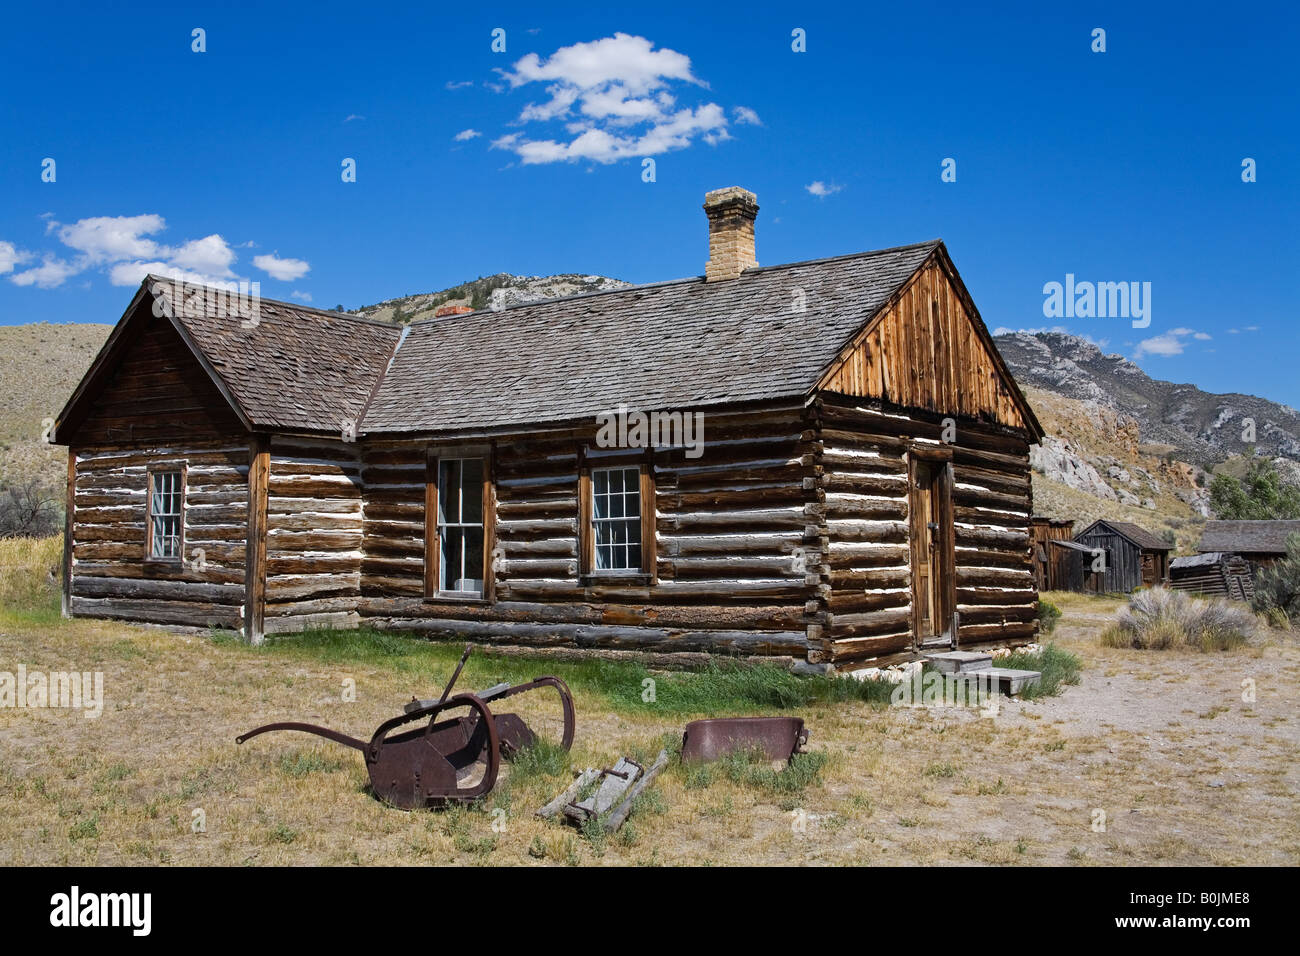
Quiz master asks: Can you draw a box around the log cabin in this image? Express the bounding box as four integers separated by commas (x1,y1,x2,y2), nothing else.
51,186,1046,671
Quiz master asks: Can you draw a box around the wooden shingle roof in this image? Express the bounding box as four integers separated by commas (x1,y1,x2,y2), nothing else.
363,240,944,433
1077,519,1171,551
150,277,402,433
58,239,1047,443
1198,520,1300,554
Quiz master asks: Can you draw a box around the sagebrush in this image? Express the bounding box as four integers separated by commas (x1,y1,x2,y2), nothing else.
1101,586,1255,651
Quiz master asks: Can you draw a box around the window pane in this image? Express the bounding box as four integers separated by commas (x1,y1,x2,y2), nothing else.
460,459,483,524
440,526,464,591
462,527,484,592
438,460,459,524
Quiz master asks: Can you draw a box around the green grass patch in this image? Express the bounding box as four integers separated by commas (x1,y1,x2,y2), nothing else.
999,643,1082,699
683,748,829,796
277,750,348,777
250,626,898,717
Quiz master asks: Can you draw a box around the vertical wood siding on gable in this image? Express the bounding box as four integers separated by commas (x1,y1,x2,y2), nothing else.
818,257,1031,435
72,312,246,446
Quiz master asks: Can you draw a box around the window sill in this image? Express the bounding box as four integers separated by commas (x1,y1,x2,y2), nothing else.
143,557,184,567
580,573,652,587
424,592,491,606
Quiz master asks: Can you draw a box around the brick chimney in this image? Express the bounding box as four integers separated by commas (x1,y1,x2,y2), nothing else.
703,186,758,281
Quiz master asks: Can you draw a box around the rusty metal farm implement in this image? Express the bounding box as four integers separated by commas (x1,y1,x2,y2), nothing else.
236,646,575,809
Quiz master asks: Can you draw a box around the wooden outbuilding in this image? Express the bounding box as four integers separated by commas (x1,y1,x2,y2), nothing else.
1029,516,1075,591
1072,519,1171,593
1197,520,1300,569
52,186,1046,670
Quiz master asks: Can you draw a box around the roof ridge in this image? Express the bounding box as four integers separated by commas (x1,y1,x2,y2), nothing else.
143,274,402,331
402,238,944,329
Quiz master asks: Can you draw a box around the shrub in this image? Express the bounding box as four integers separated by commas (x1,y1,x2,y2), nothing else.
1036,599,1062,636
0,479,62,538
1101,586,1255,651
1251,532,1300,626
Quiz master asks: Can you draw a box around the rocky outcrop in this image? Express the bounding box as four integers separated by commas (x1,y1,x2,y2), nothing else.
996,331,1300,471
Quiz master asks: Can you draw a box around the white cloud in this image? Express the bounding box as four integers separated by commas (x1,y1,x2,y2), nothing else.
454,128,481,141
7,213,302,290
0,241,31,275
253,253,310,281
344,113,365,123
291,290,313,302
805,181,843,198
733,106,762,126
169,234,236,277
11,256,81,289
489,33,734,164
56,214,166,264
445,80,474,90
1133,327,1210,358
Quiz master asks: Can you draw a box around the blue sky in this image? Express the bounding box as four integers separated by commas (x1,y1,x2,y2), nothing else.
2,1,1296,406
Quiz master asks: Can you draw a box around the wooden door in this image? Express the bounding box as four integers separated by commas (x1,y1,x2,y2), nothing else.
910,455,955,649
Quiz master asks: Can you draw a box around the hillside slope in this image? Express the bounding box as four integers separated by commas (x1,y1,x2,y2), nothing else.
0,322,112,492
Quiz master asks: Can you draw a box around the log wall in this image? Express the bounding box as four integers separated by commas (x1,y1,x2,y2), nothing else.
68,441,250,629
810,396,1037,665
262,436,364,633
358,406,817,658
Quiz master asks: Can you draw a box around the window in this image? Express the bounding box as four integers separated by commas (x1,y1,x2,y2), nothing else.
147,468,185,560
430,456,487,597
579,456,655,581
591,466,642,572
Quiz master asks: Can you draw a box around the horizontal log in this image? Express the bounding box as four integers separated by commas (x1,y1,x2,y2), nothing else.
71,595,242,628
72,562,244,585
72,575,244,603
358,618,810,656
958,621,1037,642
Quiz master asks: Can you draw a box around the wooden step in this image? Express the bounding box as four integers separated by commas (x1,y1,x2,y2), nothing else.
925,651,993,673
981,667,1041,695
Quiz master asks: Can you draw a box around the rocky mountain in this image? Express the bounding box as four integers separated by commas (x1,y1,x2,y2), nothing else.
995,331,1300,471
348,273,631,325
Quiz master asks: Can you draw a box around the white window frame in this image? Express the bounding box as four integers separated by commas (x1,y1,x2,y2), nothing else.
146,467,185,561
589,464,643,574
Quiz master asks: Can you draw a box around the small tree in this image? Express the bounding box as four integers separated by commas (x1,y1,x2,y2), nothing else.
1209,456,1300,520
0,479,62,538
1252,532,1300,624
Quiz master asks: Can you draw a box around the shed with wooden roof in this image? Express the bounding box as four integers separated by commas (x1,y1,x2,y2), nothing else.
1073,519,1172,593
1197,520,1300,568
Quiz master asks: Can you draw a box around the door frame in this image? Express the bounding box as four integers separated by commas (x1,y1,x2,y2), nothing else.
907,444,956,650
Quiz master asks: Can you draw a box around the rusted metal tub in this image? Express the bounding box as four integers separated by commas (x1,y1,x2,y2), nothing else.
680,717,808,764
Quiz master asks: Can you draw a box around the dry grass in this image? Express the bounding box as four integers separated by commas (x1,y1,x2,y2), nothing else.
0,535,62,611
1101,587,1257,652
1,572,1297,866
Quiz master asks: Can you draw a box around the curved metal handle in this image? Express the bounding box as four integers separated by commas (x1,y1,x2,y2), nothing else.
236,721,368,751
